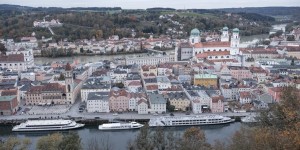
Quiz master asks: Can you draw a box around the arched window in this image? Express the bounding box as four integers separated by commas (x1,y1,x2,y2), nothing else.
221,56,224,58
225,49,227,51
226,56,230,58
219,49,221,51
213,49,216,51
215,56,218,58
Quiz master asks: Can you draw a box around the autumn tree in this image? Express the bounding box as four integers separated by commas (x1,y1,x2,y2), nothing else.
179,127,211,150
0,137,31,150
36,133,63,150
58,132,82,150
226,86,300,150
0,43,6,55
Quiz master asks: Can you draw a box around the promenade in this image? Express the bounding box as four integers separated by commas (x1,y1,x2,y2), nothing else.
0,101,255,121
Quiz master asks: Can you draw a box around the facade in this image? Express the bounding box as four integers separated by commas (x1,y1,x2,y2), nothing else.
126,54,171,66
137,99,148,114
165,92,190,111
239,91,253,104
0,54,27,71
229,66,253,80
148,93,167,114
194,74,218,87
211,95,224,113
0,95,18,115
81,77,111,102
25,83,66,105
86,92,110,113
128,92,147,111
109,89,129,112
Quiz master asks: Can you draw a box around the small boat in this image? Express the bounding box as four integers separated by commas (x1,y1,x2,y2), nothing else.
149,115,235,127
12,119,85,132
98,122,144,130
241,115,258,123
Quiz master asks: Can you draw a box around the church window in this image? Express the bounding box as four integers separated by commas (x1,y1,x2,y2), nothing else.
219,49,221,51
213,49,216,51
67,85,71,92
226,56,230,58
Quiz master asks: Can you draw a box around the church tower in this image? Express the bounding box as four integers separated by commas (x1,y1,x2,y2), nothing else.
65,63,74,104
189,28,200,45
221,26,229,42
230,28,240,55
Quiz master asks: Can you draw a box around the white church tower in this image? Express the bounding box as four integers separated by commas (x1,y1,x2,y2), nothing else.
221,26,229,42
189,28,200,45
65,63,74,104
230,28,240,55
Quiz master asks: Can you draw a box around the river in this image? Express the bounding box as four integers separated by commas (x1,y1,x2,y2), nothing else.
0,122,242,150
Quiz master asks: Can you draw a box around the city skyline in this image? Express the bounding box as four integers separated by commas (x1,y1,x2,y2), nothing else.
1,0,299,9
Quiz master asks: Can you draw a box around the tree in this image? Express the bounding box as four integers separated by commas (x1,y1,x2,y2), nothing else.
226,86,300,150
36,133,62,150
287,35,295,41
166,100,175,112
179,127,211,150
58,73,65,81
58,132,82,150
291,58,295,66
128,124,153,150
0,43,7,55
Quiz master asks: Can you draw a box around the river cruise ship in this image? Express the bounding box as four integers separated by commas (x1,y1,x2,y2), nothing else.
149,115,234,127
12,120,85,132
98,122,144,130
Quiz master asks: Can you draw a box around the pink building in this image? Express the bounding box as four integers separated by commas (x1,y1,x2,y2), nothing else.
211,96,224,113
109,89,129,112
229,66,253,80
268,87,283,103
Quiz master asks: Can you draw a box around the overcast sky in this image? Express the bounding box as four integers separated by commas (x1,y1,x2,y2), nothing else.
1,0,299,9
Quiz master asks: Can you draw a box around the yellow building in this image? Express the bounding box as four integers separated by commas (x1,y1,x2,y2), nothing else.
165,92,190,111
194,74,218,87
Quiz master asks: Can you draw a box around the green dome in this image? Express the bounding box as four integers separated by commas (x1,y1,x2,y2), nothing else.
223,26,229,31
191,28,200,36
233,28,239,33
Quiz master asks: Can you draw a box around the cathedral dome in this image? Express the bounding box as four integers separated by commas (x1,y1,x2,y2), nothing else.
190,28,200,37
233,28,239,33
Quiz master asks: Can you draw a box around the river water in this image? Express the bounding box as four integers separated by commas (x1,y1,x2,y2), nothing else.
0,122,242,150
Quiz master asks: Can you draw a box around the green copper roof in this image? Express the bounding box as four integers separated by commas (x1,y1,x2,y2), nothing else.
233,28,239,32
0,96,16,102
194,74,218,79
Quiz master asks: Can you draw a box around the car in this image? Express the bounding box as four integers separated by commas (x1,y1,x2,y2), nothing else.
185,112,191,115
170,113,174,116
153,113,158,116
113,113,118,116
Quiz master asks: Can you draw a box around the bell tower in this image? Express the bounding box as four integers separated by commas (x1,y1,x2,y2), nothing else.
230,28,240,55
65,63,74,104
221,26,229,42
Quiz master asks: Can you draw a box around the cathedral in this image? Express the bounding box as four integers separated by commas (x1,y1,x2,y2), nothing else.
178,26,241,62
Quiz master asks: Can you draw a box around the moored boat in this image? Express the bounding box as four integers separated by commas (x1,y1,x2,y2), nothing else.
12,119,85,132
149,115,235,127
98,122,144,130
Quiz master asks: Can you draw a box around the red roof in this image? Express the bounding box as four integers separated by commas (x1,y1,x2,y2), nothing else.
0,54,24,62
65,63,72,71
202,42,230,47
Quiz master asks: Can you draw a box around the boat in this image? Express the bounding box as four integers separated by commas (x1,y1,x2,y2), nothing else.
12,119,85,132
148,115,235,127
241,115,258,123
98,121,144,130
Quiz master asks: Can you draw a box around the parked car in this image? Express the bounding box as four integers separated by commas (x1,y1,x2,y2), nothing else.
113,113,118,116
170,113,174,116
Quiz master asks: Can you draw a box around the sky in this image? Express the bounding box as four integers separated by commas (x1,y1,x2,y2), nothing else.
0,0,299,9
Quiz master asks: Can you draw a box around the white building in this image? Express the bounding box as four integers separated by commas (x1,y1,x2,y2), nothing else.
128,93,147,111
137,99,148,114
126,54,172,66
20,72,36,81
81,77,111,102
157,76,171,90
86,92,110,113
148,93,167,114
110,70,127,83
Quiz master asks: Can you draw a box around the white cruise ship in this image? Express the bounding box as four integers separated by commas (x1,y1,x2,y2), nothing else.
149,115,234,127
98,122,144,130
12,120,85,132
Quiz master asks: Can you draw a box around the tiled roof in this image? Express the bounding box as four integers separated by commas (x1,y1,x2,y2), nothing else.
0,54,24,62
1,89,17,96
202,42,230,47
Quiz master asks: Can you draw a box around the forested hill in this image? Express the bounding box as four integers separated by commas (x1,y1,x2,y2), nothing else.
0,4,279,41
219,7,300,21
